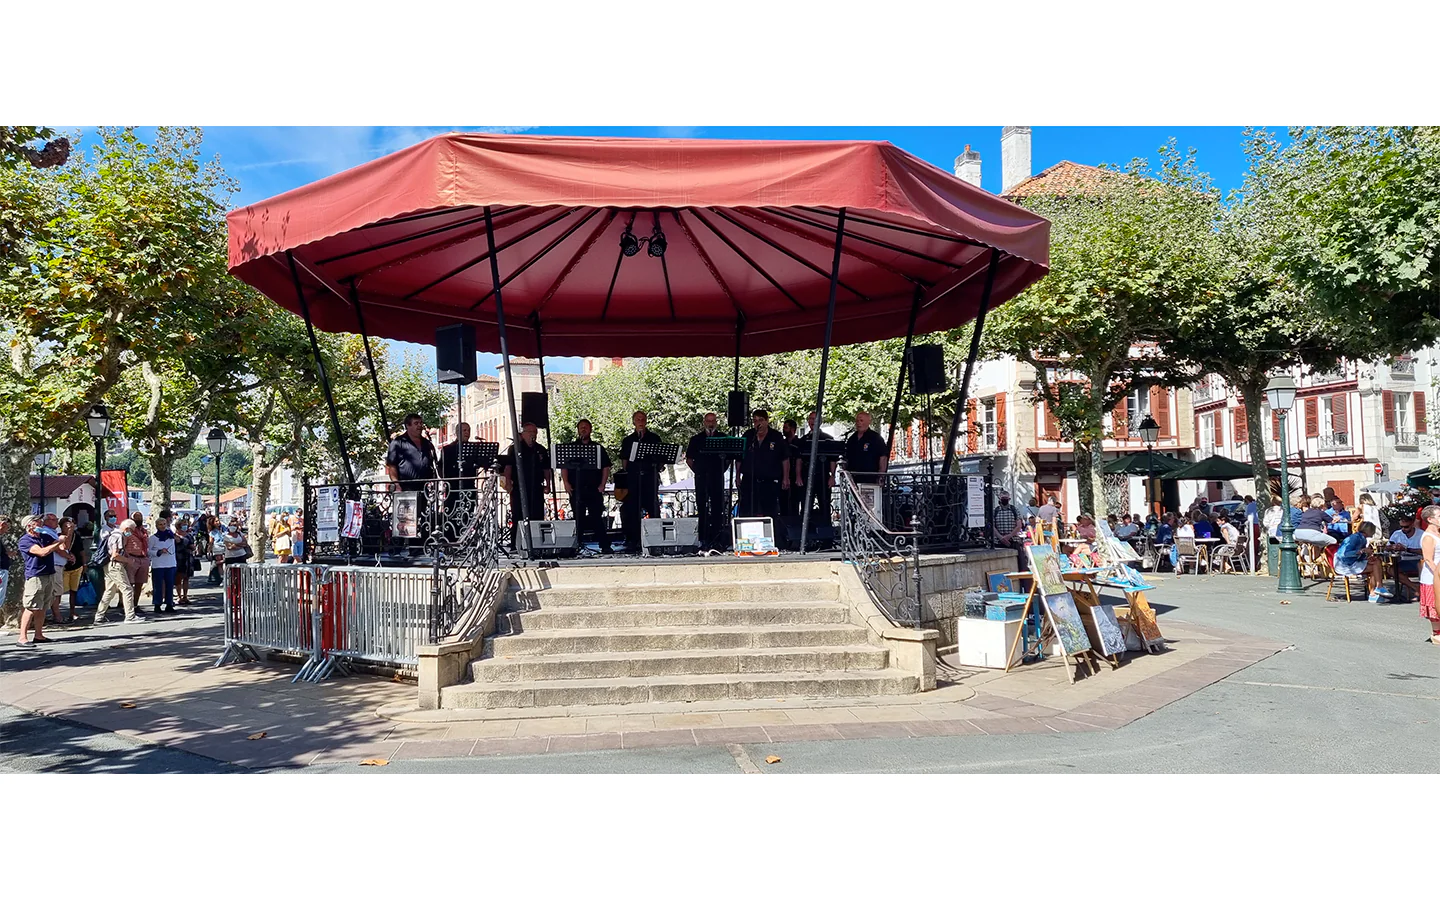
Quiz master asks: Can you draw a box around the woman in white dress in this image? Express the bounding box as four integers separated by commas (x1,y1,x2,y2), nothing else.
1357,493,1382,531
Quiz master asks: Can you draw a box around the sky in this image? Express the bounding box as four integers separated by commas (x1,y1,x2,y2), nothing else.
85,125,1265,378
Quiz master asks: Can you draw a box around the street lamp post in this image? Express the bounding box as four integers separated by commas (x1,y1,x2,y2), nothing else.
190,472,203,511
86,405,112,528
1266,375,1303,593
207,428,227,518
1138,414,1160,519
33,450,52,518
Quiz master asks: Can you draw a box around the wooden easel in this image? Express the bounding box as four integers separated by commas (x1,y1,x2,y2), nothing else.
1002,571,1103,683
1063,571,1122,670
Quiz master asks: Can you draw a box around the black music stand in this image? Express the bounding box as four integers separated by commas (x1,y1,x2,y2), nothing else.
553,442,603,471
629,441,681,466
698,435,745,458
461,441,499,472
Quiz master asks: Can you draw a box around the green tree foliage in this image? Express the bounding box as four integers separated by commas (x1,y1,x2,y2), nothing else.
985,142,1225,515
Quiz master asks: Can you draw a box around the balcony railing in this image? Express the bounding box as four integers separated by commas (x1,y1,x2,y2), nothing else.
1192,382,1215,404
1391,357,1416,378
1392,430,1419,449
1317,433,1352,453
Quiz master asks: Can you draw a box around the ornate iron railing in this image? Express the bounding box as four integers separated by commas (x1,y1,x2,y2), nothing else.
1392,430,1419,449
1317,433,1352,453
838,472,922,627
1391,357,1415,377
871,471,991,553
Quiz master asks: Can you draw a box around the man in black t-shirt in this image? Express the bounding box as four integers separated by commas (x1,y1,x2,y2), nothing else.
842,411,889,485
562,418,613,553
385,413,439,491
739,409,790,520
501,422,552,549
619,410,663,548
800,410,838,517
438,422,482,483
685,412,730,549
779,419,804,519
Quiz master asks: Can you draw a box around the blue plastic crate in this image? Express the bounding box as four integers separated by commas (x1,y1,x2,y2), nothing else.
985,597,1027,621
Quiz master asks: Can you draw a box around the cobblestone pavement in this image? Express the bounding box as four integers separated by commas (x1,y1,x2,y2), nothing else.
2,570,1434,773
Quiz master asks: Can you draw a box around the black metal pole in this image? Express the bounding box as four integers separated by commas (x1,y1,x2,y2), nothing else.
288,252,357,488
800,208,847,555
215,456,221,519
942,248,1000,476
350,282,391,447
1147,446,1156,518
38,465,45,519
94,440,103,526
888,287,923,455
484,207,533,557
533,317,559,520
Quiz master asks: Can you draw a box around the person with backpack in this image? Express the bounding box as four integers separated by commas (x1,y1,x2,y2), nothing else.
93,518,144,625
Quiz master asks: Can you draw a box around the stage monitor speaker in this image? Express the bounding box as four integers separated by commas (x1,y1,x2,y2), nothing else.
435,324,477,385
908,344,946,394
520,391,549,429
641,517,699,557
727,390,749,427
527,520,578,557
779,515,836,551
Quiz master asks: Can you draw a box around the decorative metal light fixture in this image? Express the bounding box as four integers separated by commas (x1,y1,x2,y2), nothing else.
1265,374,1302,593
1138,414,1160,445
206,427,228,455
86,403,112,439
619,223,641,258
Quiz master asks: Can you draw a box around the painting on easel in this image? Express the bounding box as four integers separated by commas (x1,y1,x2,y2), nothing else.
1088,605,1127,657
1040,590,1092,657
1028,545,1068,597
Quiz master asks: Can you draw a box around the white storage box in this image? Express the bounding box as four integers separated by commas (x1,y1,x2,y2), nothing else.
954,616,1025,669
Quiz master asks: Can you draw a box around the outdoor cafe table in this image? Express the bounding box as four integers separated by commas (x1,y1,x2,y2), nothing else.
1194,536,1222,571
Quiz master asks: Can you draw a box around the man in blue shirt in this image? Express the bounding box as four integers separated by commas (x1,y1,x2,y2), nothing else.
16,515,64,647
1326,498,1352,541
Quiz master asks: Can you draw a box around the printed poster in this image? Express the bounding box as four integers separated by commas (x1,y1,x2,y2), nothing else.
393,491,420,539
342,500,363,539
966,476,986,521
317,486,341,543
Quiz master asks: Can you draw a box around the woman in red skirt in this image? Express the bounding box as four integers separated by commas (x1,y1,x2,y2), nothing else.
1419,505,1440,645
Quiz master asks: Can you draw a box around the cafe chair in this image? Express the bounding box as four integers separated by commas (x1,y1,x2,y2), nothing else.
1175,536,1204,575
1325,572,1367,603
1210,543,1240,575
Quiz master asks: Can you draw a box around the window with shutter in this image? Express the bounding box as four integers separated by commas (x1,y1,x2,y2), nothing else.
1112,395,1128,439
1383,390,1395,433
995,394,1008,451
1153,388,1172,438
1044,400,1059,440
1214,410,1224,447
966,398,978,452
1304,397,1319,437
1331,394,1348,434
1233,407,1248,444
1415,391,1428,434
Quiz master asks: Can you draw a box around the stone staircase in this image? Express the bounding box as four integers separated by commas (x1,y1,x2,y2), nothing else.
438,562,920,710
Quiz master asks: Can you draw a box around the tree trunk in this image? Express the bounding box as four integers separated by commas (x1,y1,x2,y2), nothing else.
151,456,174,511
1238,378,1273,506
1073,440,1106,517
246,441,275,559
1,447,38,624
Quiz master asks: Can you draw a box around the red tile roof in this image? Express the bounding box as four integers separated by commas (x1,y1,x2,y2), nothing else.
1002,160,1124,199
29,474,105,499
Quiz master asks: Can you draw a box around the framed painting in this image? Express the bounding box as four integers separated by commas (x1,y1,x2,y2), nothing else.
986,570,1016,594
1039,589,1093,656
1027,545,1067,597
1088,605,1127,657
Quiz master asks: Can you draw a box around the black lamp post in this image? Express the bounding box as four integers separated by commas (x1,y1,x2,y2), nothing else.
190,472,203,511
1138,414,1160,518
86,404,111,527
207,427,227,517
1266,375,1303,593
33,450,52,518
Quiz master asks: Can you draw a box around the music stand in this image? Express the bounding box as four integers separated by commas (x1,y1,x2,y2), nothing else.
553,442,603,471
797,438,847,464
629,442,681,466
461,441,499,472
698,435,745,458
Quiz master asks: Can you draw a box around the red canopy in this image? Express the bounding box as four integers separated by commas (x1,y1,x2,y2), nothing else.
227,134,1049,357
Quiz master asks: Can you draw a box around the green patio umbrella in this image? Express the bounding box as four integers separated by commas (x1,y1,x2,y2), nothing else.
1163,455,1280,480
1405,465,1440,489
1101,452,1188,476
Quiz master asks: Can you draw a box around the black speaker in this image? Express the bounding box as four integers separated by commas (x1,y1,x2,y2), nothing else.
779,515,835,551
435,324,477,385
520,391,549,429
727,390,749,427
908,344,946,394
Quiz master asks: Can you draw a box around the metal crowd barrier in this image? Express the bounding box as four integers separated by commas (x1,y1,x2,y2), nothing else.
215,563,441,682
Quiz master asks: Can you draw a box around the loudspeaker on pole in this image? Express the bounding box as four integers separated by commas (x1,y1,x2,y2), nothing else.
521,391,549,429
727,390,749,427
908,344,946,395
435,324,477,385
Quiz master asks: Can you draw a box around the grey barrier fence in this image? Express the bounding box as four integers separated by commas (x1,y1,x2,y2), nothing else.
215,564,324,681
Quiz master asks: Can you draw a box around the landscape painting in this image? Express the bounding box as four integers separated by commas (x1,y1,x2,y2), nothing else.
1089,605,1127,656
1027,545,1068,597
1039,590,1092,657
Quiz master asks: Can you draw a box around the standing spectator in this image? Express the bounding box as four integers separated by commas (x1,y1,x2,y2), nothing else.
1419,504,1440,645
0,514,12,606
128,511,151,606
59,516,85,624
991,491,1024,566
208,516,228,585
1036,494,1059,525
94,518,142,625
290,514,305,563
40,513,69,625
16,515,64,646
223,519,252,567
1244,495,1258,521
173,518,195,606
272,513,293,564
148,513,178,614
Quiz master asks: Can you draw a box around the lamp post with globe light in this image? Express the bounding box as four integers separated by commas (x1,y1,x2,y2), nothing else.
1138,414,1160,518
190,472,203,512
86,405,111,526
1266,375,1303,593
207,428,227,518
33,450,52,518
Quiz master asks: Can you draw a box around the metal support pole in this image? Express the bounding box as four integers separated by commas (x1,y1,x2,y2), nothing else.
800,208,847,555
888,287,923,455
484,207,533,557
215,457,221,519
350,282,391,446
37,465,45,518
1147,446,1156,519
942,249,1000,476
533,317,559,520
288,252,357,488
94,439,103,525
1276,412,1302,593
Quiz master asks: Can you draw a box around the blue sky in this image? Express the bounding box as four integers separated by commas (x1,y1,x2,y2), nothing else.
88,125,1265,376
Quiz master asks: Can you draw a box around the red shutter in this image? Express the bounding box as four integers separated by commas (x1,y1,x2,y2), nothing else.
1213,410,1224,447
966,398,978,452
1415,391,1428,434
1272,409,1281,441
1331,395,1348,434
1044,399,1059,440
1328,480,1355,507
1153,388,1172,439
995,394,1008,451
1304,397,1319,437
1233,407,1248,444
1112,395,1128,439
1383,390,1395,433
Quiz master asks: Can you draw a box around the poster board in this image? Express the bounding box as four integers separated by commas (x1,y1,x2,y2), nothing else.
966,476,986,522
392,491,420,539
316,486,341,543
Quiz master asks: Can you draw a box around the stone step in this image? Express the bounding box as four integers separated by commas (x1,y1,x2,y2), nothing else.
512,601,850,631
470,645,890,683
485,623,874,656
512,561,840,590
509,578,839,608
441,669,921,709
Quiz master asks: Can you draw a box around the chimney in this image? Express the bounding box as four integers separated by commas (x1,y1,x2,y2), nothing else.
1001,126,1032,194
953,144,982,188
